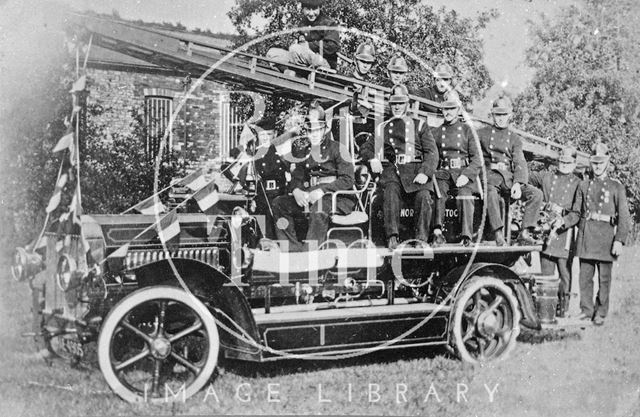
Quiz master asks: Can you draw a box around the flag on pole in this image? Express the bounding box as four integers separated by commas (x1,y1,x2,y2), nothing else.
53,132,74,153
70,75,86,92
132,194,166,215
193,181,219,211
157,210,180,247
176,169,207,191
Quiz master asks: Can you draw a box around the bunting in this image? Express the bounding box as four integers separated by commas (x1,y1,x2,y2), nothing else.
193,181,219,211
177,168,207,191
132,194,166,215
53,132,74,153
46,174,68,213
158,210,180,245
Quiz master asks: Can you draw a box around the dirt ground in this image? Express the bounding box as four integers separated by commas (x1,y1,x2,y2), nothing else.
0,248,638,416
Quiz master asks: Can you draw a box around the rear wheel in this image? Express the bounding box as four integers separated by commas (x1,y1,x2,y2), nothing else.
98,286,219,403
450,277,520,364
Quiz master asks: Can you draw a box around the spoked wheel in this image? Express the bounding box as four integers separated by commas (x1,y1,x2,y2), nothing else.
450,277,521,364
98,286,219,403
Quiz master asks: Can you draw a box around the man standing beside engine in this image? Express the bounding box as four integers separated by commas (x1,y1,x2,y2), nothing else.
560,143,631,325
529,146,581,317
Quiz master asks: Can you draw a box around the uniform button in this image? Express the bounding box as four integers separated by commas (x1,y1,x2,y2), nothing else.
458,126,462,130
442,135,445,139
489,145,493,149
442,127,446,131
457,134,461,138
492,130,495,133
390,122,394,127
443,151,447,155
490,137,494,141
388,129,393,134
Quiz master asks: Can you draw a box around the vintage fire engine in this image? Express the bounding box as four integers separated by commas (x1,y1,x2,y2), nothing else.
10,13,590,403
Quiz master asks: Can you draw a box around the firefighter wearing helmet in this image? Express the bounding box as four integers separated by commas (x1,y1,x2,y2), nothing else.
417,62,461,114
528,146,581,317
359,84,438,249
272,101,355,252
348,42,378,140
477,96,543,246
561,142,631,325
431,98,482,246
383,54,409,87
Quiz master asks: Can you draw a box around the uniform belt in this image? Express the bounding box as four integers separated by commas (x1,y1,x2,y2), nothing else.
265,180,278,191
440,157,467,170
396,154,420,165
586,213,613,223
310,175,337,186
545,202,565,215
490,162,509,171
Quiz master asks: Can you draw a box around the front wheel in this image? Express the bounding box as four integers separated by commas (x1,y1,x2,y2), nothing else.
450,277,520,364
98,286,220,403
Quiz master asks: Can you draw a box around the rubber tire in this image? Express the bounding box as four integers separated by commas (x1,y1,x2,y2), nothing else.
98,286,220,403
450,276,521,364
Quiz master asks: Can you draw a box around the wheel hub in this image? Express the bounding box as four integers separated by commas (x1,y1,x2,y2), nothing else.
150,337,171,359
477,311,499,337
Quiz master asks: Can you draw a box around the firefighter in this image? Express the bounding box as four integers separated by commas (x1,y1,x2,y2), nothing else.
431,99,482,246
239,117,291,240
529,146,581,317
418,62,460,114
272,102,355,252
348,42,378,137
359,84,438,249
477,97,543,246
560,143,631,325
383,54,410,88
266,0,340,71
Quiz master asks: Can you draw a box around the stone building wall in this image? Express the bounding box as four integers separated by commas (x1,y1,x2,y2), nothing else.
86,68,229,167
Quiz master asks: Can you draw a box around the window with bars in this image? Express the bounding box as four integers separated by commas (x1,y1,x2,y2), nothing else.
144,89,174,160
219,97,246,160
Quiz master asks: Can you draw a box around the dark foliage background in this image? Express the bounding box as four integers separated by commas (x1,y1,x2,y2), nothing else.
513,0,640,224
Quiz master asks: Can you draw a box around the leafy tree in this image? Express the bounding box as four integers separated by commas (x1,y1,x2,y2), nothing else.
513,0,640,224
228,0,496,103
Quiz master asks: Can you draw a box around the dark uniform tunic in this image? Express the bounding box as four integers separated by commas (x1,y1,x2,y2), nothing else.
433,119,482,239
563,176,631,318
300,13,340,69
240,144,290,239
530,171,581,258
272,135,354,251
529,170,581,296
477,125,543,232
415,85,458,114
360,115,438,241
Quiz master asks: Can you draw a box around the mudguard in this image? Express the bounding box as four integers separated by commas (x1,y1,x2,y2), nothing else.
443,262,541,330
133,259,262,360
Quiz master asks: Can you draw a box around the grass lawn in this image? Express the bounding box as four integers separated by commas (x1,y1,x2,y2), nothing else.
1,248,639,416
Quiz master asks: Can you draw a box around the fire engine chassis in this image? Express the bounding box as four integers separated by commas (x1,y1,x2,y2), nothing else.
12,191,552,404
8,12,580,404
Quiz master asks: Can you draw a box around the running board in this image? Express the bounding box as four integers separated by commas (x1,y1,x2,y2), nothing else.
253,298,450,325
